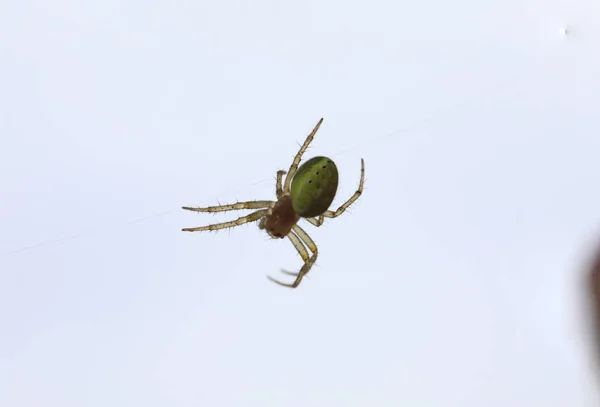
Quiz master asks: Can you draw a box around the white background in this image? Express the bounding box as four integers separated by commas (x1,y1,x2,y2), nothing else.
2,0,600,406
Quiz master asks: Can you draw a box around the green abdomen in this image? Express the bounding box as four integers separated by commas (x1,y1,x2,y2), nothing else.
291,156,339,218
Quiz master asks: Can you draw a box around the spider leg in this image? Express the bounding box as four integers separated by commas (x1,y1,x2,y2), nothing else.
182,208,271,232
275,170,286,198
283,118,324,195
322,158,365,219
267,224,318,288
182,200,274,213
274,230,310,277
301,159,364,226
305,216,325,227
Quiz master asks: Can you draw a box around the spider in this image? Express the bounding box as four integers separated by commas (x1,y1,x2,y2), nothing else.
182,118,365,288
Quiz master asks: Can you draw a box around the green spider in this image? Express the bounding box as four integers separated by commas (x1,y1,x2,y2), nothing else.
182,118,365,288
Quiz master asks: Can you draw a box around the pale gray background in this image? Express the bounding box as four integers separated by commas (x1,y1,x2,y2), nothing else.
1,0,600,406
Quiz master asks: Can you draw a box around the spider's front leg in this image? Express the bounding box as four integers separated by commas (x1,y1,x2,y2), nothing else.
182,201,275,232
275,170,286,198
182,200,274,213
182,208,273,232
267,224,318,288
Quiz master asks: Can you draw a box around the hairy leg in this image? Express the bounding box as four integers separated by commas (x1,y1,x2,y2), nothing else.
322,158,365,219
305,216,325,227
267,224,318,288
302,158,365,227
182,208,272,232
275,170,286,198
283,118,324,195
182,200,274,213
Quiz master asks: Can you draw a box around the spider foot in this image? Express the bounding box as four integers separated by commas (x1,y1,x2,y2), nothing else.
280,269,299,277
266,269,303,288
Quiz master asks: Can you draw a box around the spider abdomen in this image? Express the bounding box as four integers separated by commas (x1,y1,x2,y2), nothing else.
291,156,339,218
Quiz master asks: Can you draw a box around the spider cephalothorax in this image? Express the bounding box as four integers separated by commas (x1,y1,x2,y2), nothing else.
182,118,364,288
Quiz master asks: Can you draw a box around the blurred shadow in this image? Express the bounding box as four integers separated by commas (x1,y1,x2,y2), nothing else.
586,237,600,377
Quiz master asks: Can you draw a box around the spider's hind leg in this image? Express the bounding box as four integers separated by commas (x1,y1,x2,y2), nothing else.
302,158,365,228
305,216,325,227
283,118,324,195
322,158,365,219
